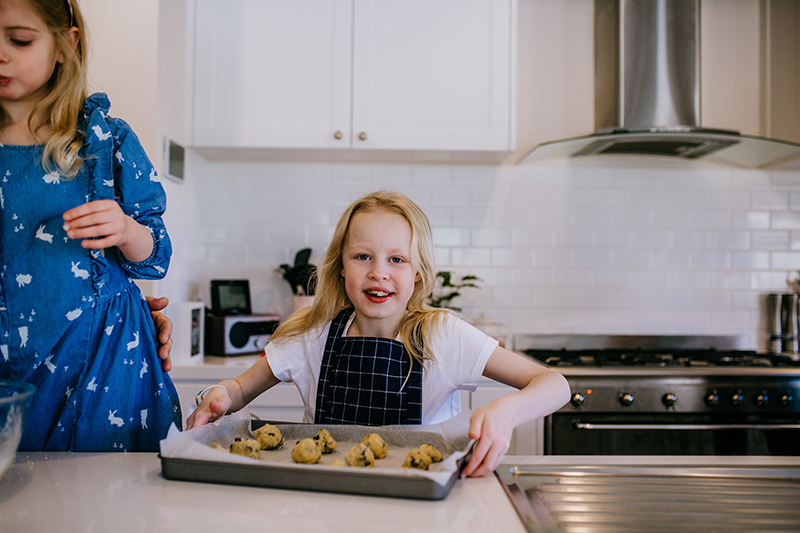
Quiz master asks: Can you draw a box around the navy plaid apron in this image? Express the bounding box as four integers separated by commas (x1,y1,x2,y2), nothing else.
314,310,422,425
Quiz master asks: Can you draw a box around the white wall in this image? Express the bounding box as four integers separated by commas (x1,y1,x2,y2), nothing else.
158,156,800,348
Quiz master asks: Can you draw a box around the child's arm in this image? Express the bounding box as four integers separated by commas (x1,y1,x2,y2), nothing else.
460,346,570,478
185,356,281,429
62,199,154,261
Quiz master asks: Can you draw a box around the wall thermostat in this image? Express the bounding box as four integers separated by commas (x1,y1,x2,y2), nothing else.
163,136,185,183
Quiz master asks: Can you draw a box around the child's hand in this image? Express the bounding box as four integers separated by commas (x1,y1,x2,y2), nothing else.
461,402,513,478
63,200,132,248
63,200,154,262
185,392,231,430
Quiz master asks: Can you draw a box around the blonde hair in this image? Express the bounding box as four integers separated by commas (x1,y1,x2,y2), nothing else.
0,0,89,178
272,190,450,366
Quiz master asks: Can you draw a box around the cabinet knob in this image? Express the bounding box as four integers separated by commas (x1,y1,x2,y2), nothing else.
333,131,343,140
358,132,368,141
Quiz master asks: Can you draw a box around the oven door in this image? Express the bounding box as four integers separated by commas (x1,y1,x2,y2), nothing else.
546,413,800,455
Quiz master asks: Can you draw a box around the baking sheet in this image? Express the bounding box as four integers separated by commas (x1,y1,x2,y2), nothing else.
159,408,474,500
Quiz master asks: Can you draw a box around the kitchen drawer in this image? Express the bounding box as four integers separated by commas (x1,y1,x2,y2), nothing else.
174,381,305,425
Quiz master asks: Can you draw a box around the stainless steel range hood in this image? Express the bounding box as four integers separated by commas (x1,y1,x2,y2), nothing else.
519,0,800,169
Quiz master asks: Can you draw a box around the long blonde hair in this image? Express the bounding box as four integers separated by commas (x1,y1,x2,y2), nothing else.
272,190,450,366
0,0,89,178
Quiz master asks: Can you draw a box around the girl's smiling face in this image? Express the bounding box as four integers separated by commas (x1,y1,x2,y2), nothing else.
341,209,421,338
0,0,61,107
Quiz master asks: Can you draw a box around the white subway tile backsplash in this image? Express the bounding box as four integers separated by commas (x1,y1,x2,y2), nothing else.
731,211,770,229
652,250,692,269
772,212,800,230
752,192,790,210
612,249,651,268
711,271,750,290
771,252,800,270
451,247,492,267
752,231,790,249
750,271,793,291
772,171,800,189
433,186,471,206
691,291,732,309
575,249,613,268
492,248,534,267
167,161,799,345
732,251,770,270
472,228,514,247
553,228,594,247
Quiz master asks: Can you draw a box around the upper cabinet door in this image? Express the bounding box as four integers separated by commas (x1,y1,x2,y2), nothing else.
351,0,515,151
193,0,352,148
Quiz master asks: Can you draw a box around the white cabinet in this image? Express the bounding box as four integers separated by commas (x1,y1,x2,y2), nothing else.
192,0,516,152
174,381,306,425
471,382,543,455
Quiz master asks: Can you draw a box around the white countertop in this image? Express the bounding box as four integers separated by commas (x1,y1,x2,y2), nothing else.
0,452,525,533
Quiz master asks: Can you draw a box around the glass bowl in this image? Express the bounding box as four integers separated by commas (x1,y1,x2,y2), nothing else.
0,381,36,479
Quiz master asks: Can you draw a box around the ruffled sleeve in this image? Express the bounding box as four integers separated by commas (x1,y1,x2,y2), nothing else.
82,93,171,280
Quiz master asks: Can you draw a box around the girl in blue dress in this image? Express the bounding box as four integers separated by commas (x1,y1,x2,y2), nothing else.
0,0,181,451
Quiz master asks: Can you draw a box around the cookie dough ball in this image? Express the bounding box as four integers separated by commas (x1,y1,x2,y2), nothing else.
291,438,322,464
345,444,375,467
229,437,260,459
253,424,284,450
418,444,443,462
361,433,388,459
209,442,227,453
329,459,346,467
403,449,432,470
313,428,337,454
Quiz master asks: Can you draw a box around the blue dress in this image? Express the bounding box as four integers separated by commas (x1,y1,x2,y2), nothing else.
0,94,181,451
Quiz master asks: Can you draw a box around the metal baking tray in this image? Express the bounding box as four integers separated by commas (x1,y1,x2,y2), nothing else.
160,420,474,500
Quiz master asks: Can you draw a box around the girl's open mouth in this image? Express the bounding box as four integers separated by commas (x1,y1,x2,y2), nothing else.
364,289,393,303
0,77,11,86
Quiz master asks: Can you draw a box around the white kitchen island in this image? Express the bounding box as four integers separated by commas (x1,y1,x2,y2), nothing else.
0,452,525,532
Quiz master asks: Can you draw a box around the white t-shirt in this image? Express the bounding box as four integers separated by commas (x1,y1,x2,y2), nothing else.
265,312,498,425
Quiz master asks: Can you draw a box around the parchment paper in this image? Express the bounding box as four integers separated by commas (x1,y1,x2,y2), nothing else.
159,408,474,487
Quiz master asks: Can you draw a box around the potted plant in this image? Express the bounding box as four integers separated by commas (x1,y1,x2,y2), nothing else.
277,248,318,311
427,271,482,312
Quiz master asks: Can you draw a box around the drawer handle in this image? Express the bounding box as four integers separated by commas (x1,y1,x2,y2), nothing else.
358,132,368,141
333,130,343,140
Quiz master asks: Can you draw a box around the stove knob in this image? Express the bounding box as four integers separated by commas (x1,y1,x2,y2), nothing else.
619,392,634,407
780,393,794,406
662,393,678,407
731,391,744,406
754,391,769,407
570,392,585,406
705,391,720,406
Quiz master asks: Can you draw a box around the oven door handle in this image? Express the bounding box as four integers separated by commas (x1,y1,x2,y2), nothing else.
573,422,800,431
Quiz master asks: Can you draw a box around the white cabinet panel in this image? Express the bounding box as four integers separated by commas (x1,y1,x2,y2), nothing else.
193,0,352,148
175,381,305,426
471,384,543,456
192,0,515,152
351,0,514,151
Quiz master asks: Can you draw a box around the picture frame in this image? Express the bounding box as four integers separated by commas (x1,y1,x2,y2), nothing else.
162,136,186,183
173,301,205,365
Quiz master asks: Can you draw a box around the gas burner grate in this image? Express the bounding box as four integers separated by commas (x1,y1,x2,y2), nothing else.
525,348,797,368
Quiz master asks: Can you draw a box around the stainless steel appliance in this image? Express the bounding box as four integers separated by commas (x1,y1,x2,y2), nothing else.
768,293,800,355
515,335,800,455
497,462,800,532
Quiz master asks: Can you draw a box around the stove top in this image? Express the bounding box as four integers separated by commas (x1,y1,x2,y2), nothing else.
521,348,800,368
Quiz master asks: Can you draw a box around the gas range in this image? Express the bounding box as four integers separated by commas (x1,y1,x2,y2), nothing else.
513,335,800,455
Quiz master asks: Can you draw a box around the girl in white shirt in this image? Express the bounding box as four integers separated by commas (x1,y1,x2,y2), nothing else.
188,190,569,477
